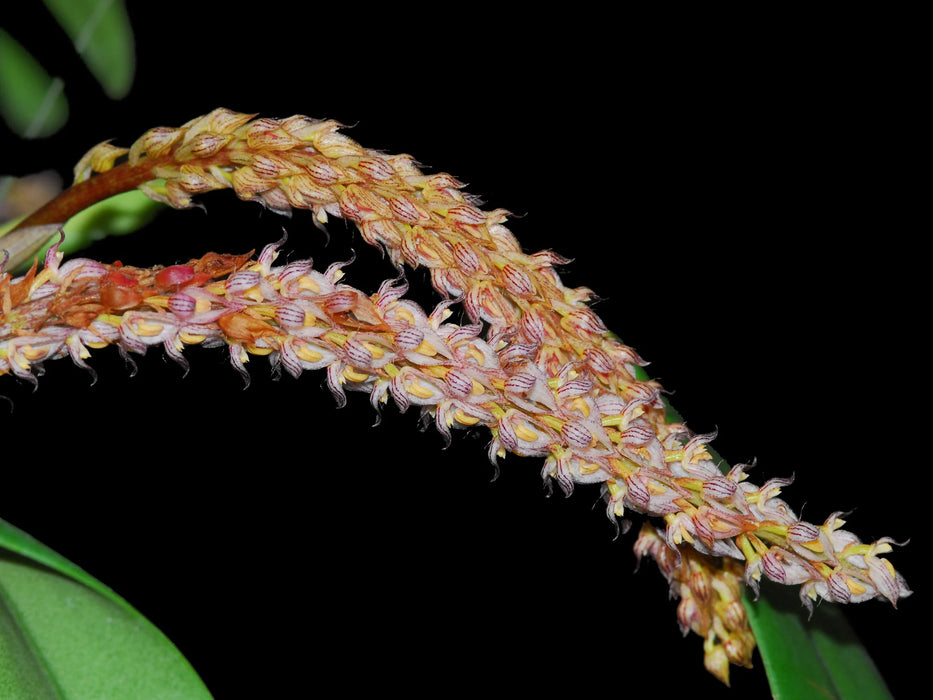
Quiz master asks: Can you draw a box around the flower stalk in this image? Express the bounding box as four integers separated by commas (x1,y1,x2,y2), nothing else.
1,109,910,684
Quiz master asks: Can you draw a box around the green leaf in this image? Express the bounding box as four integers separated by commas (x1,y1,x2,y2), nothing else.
0,29,69,139
42,0,136,99
745,583,893,700
0,518,213,699
0,189,163,271
59,188,163,253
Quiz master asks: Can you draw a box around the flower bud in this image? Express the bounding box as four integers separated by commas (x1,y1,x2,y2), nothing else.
702,476,738,502
444,368,474,397
168,292,197,319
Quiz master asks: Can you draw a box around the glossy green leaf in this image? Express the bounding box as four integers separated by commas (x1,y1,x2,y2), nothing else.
0,518,213,699
59,188,163,252
0,29,69,139
745,584,893,699
42,0,135,99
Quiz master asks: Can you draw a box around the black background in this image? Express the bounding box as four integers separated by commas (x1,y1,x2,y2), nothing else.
1,5,924,698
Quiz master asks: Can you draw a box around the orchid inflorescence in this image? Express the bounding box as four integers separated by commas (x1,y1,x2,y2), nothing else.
0,108,910,684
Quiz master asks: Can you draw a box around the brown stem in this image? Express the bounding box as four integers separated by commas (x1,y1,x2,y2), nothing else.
10,146,242,229
9,160,160,231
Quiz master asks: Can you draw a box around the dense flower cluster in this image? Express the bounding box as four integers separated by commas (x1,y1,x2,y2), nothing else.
635,523,756,680
1,109,910,683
